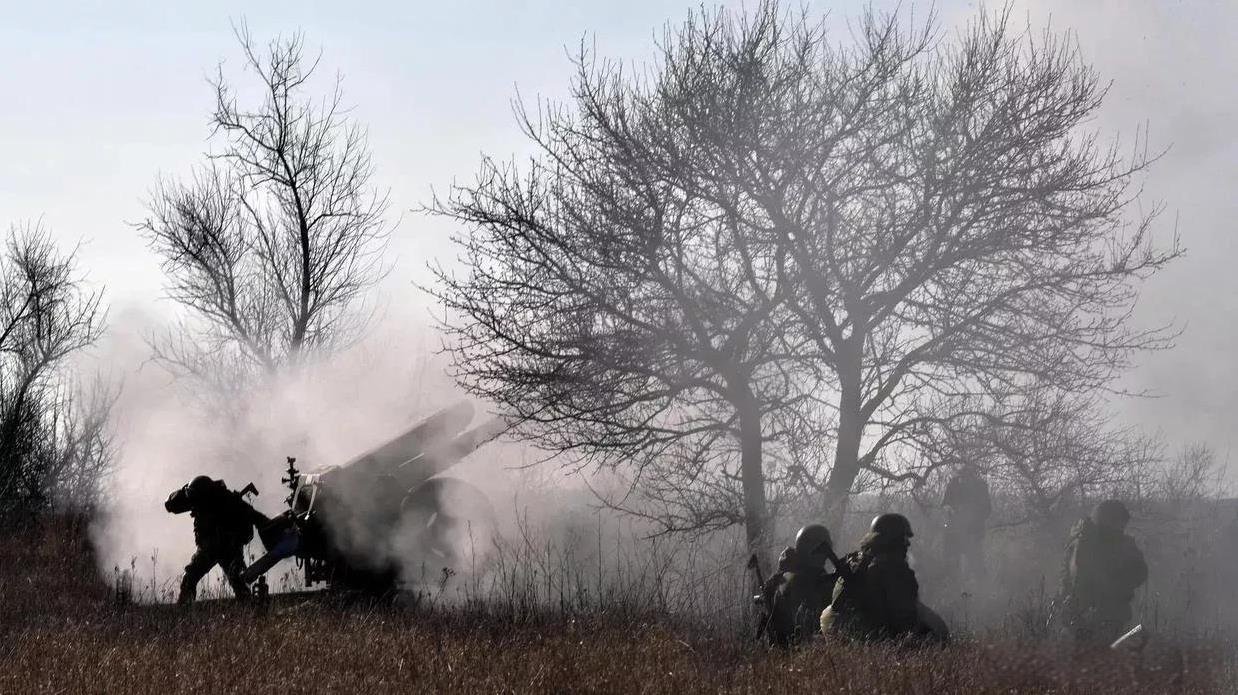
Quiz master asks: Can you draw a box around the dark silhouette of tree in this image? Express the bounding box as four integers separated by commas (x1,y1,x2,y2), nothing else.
0,224,112,522
928,387,1162,530
696,5,1181,520
433,3,1180,545
430,10,826,553
138,26,389,390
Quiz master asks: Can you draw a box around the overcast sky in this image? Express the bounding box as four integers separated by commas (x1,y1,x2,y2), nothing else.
2,0,1235,468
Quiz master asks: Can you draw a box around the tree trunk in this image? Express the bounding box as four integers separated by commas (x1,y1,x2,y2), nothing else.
735,391,770,565
823,346,863,531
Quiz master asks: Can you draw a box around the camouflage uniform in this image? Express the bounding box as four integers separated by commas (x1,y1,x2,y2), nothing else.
822,513,947,643
941,466,991,582
1059,500,1148,647
760,524,837,647
165,476,263,605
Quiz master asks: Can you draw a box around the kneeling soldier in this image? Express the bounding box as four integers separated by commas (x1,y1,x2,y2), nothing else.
165,475,263,605
759,524,839,647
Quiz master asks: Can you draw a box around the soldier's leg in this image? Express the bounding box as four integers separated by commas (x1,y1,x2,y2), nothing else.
965,529,987,584
941,525,963,586
178,547,217,605
1071,612,1108,650
1095,608,1132,647
219,544,252,601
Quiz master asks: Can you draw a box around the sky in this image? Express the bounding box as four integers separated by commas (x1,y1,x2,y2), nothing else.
2,0,1236,473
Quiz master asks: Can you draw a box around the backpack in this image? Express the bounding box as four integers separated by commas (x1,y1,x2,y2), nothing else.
195,481,258,545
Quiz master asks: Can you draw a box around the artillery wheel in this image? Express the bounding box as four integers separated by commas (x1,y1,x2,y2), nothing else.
397,477,497,581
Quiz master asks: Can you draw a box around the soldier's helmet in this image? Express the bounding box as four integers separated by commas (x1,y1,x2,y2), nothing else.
187,475,215,500
1092,499,1131,530
870,512,914,539
794,523,833,557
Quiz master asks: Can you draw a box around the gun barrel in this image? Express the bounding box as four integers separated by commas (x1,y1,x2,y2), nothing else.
391,416,509,489
320,402,476,489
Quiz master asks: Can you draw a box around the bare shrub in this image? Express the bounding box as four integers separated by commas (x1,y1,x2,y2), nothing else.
0,224,111,522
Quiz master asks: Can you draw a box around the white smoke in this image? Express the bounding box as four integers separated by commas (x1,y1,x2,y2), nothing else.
86,301,533,599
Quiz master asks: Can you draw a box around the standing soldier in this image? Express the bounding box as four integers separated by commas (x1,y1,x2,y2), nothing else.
756,524,839,647
164,475,265,605
941,464,992,584
821,513,949,643
1058,499,1148,647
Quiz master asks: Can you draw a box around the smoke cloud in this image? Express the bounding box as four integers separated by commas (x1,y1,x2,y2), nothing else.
86,301,535,598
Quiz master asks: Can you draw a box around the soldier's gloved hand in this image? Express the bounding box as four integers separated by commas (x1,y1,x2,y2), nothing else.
776,547,797,572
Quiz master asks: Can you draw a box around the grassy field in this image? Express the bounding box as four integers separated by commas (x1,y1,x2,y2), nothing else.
1,518,1232,694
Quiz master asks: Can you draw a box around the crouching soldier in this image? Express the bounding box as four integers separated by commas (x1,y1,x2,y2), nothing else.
757,524,839,647
821,513,949,644
165,476,265,605
1058,499,1148,648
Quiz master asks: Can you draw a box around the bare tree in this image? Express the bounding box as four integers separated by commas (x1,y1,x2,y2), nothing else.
1153,443,1224,502
138,26,390,387
0,224,111,522
38,376,119,512
949,388,1161,528
430,9,834,553
706,5,1181,519
433,3,1179,547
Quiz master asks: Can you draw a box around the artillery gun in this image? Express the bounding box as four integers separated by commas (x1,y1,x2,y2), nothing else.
244,401,507,595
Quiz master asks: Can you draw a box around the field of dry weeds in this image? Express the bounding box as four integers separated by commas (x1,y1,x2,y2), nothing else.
1,518,1233,694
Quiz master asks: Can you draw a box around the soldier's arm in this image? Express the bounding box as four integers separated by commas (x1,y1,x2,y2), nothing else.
776,547,796,573
827,550,856,582
775,575,807,635
247,503,273,529
763,575,794,645
1070,534,1097,589
1059,538,1089,617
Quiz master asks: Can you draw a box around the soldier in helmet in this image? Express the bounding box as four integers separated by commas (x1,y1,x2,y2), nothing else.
1058,499,1148,647
757,524,839,647
821,513,949,643
164,475,265,605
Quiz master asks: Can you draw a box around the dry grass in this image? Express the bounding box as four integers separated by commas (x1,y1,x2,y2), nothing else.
2,518,1233,694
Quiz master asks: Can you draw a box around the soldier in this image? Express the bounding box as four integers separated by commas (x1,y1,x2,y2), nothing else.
821,513,949,643
1058,499,1148,647
941,464,992,584
757,524,839,647
164,475,265,605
